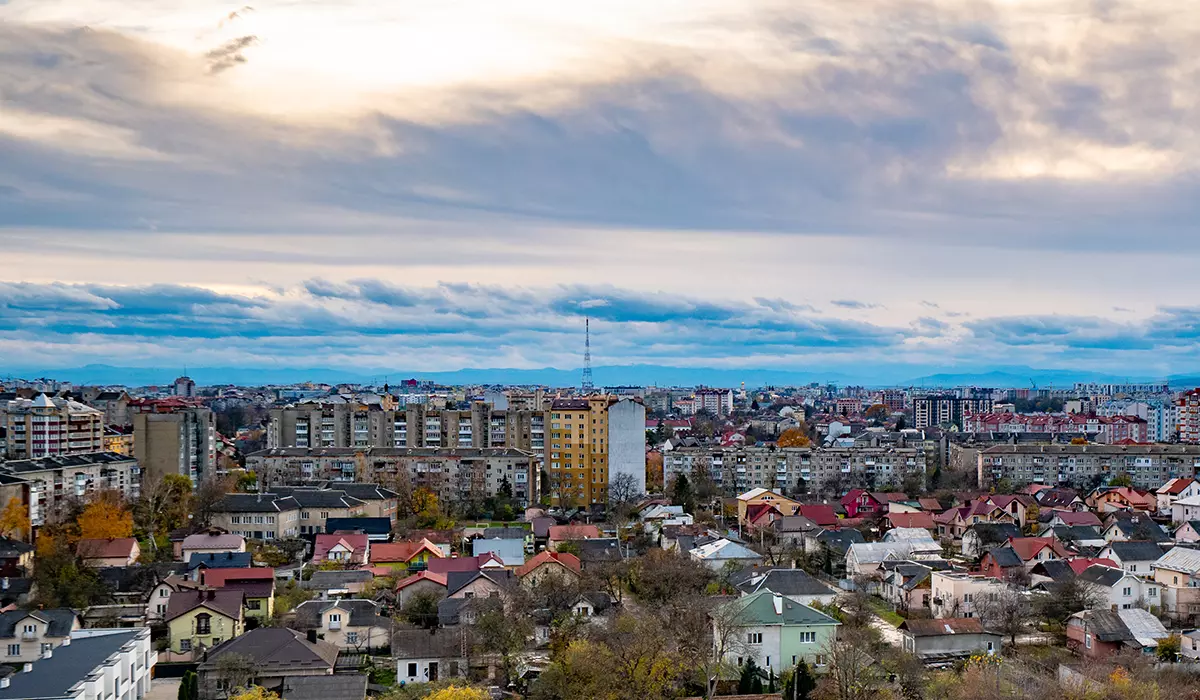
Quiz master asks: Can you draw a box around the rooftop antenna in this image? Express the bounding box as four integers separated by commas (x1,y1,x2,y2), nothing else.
581,318,594,393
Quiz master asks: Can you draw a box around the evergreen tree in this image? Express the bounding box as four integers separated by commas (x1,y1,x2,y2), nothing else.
751,675,764,694
784,660,817,700
737,660,761,694
671,473,695,512
767,668,776,693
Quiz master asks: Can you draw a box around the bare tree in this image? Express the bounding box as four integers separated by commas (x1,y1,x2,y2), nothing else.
817,627,885,700
607,472,641,520
974,587,1030,648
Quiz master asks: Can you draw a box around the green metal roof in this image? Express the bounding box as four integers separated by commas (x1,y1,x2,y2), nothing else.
722,591,842,626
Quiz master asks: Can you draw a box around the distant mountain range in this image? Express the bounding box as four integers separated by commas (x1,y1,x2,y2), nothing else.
0,363,1187,389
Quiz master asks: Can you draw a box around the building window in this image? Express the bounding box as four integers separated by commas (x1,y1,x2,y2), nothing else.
800,632,816,643
6,644,18,656
408,663,418,677
180,639,192,652
346,632,358,645
814,654,827,666
196,613,211,635
247,600,261,610
747,633,762,644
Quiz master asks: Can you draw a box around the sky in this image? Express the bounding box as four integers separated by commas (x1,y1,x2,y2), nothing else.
2,0,1200,382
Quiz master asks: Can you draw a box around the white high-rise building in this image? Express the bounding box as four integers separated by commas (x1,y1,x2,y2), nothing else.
607,398,647,496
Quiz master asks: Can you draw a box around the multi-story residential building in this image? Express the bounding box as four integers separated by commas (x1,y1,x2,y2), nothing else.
545,396,646,506
246,447,537,507
79,389,132,427
912,395,992,430
132,400,216,484
173,376,197,398
664,444,927,498
976,444,1200,490
930,571,1008,619
2,394,104,460
0,453,140,527
1074,382,1170,398
607,398,647,496
962,413,1148,444
0,627,157,700
1179,389,1200,444
267,401,545,452
694,388,734,416
875,390,907,413
0,609,79,663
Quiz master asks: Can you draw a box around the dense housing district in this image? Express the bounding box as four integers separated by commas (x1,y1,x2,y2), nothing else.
2,376,1200,698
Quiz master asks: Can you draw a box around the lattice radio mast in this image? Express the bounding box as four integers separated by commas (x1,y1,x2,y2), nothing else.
581,317,594,393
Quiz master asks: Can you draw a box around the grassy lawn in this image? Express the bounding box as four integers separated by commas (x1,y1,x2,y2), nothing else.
867,597,904,626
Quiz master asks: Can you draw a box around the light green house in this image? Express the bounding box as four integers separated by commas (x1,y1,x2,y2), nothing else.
713,591,840,676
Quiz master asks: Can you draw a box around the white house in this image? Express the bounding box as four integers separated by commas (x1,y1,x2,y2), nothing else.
1156,478,1200,514
1098,541,1169,579
930,571,1008,619
1075,565,1160,611
689,539,763,571
1172,494,1200,524
0,628,156,700
393,626,468,685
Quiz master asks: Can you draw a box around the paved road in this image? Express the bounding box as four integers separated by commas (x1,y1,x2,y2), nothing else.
869,614,905,647
145,677,181,700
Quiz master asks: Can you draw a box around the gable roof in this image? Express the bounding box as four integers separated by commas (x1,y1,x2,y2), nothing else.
1051,511,1102,527
1030,559,1075,582
1105,518,1169,542
313,533,370,564
1104,540,1169,563
1007,537,1070,562
983,546,1022,569
302,569,374,591
1066,557,1118,575
516,550,582,578
1151,546,1200,575
900,618,987,637
1070,608,1168,646
201,627,339,673
721,591,841,626
0,609,77,638
181,532,245,551
1157,477,1196,495
968,523,1022,545
293,599,388,630
796,505,838,527
885,512,935,530
427,553,505,575
165,588,244,621
369,539,444,565
202,567,275,588
548,525,601,541
394,570,448,592
738,569,835,597
691,539,761,561
1076,564,1128,588
816,529,864,553
76,538,138,560
0,535,33,558
186,552,253,571
446,569,515,597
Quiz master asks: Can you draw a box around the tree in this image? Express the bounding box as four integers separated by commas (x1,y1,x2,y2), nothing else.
786,660,818,700
865,404,889,421
894,415,907,431
1070,437,1088,445
135,474,192,555
646,452,664,493
670,472,695,513
777,427,812,448
402,590,442,628
215,653,258,698
607,472,641,523
193,475,234,527
629,549,714,605
974,587,1030,647
816,628,886,700
1035,577,1105,634
425,688,490,700
179,671,198,700
1157,633,1182,662
472,599,533,688
1108,473,1133,488
229,688,278,700
655,419,670,443
0,497,30,540
77,495,134,539
738,659,763,693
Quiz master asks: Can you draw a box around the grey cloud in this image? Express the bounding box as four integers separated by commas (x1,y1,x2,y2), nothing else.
830,300,880,310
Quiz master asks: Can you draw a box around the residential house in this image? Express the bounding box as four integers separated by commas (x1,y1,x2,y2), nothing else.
547,525,602,551
979,547,1025,582
302,569,375,597
1156,477,1200,513
181,531,246,562
983,495,1033,528
1037,488,1085,511
1046,511,1103,529
735,568,838,607
203,568,276,621
0,628,155,700
185,552,253,581
329,483,400,519
197,627,348,700
738,488,801,526
712,591,840,675
846,539,942,578
1039,525,1106,552
394,570,448,607
368,539,444,573
209,493,300,541
1005,537,1072,571
1102,517,1168,543
879,561,937,612
1097,541,1170,578
690,539,763,571
77,538,140,568
393,625,469,685
324,517,392,542
1075,564,1160,611
575,538,623,569
796,505,839,527
166,588,245,656
1150,547,1200,620
885,511,936,532
900,618,1001,660
1174,521,1200,543
148,575,202,623
770,516,821,545
90,565,181,627
1029,559,1078,587
1182,629,1200,661
426,553,506,577
0,609,79,663
312,533,370,567
935,501,1018,541
841,490,907,518
1087,487,1157,514
271,488,369,535
0,536,33,577
293,599,390,651
1171,494,1200,524
930,571,1008,619
516,550,582,587
472,537,525,567
1066,608,1170,658
961,524,1022,560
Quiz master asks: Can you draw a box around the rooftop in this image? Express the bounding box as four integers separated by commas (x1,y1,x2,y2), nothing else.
0,629,145,700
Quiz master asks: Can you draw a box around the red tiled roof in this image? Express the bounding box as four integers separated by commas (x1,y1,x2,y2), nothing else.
369,539,444,565
1053,511,1102,527
77,538,137,559
886,512,935,529
548,525,601,541
796,505,838,527
515,550,582,578
426,553,504,575
1159,478,1196,495
395,570,448,591
1067,557,1117,575
1007,537,1071,562
202,567,275,588
313,533,369,565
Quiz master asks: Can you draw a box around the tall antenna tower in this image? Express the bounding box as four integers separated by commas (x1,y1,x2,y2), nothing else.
581,317,594,393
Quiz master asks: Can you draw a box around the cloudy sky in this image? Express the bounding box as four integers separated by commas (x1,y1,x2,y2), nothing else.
2,0,1199,382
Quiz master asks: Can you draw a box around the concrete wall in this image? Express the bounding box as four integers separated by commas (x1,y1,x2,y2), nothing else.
608,399,647,496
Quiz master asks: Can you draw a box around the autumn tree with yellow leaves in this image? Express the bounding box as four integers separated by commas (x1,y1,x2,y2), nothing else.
77,494,134,540
777,426,812,448
0,497,30,541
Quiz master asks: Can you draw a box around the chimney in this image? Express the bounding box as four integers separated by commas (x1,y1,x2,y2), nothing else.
2,578,8,590
306,630,318,644
41,647,52,660
207,589,215,601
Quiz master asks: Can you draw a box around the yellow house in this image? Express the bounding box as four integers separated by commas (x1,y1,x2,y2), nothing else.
367,539,444,572
202,569,276,622
166,588,244,655
736,488,801,526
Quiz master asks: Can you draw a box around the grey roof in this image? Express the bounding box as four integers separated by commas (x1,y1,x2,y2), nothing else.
1077,565,1126,588
445,570,514,597
1153,546,1200,575
0,629,143,700
1073,608,1168,645
325,517,392,537
283,489,365,509
1107,518,1168,542
201,627,340,673
0,536,33,558
185,552,253,570
437,597,473,626
816,529,864,553
302,569,374,590
96,566,173,594
1043,525,1103,541
329,483,399,502
1106,541,1170,563
576,538,622,562
392,624,468,659
213,493,296,513
968,523,1021,545
1031,559,1075,582
0,452,134,474
984,546,1022,569
773,516,819,533
739,569,836,597
531,516,555,538
250,447,534,459
293,599,387,629
0,609,77,639
482,527,527,540
278,672,368,700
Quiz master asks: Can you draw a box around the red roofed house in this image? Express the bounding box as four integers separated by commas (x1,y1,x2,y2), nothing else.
516,550,582,586
1067,557,1118,575
78,538,140,567
796,504,839,527
1156,477,1200,513
1087,487,1157,514
1006,537,1072,569
313,533,370,567
368,539,445,572
548,525,602,551
886,511,935,531
394,570,448,607
745,503,786,529
841,490,907,518
1047,511,1103,528
201,567,276,622
426,552,505,576
935,501,1019,540
201,567,275,588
